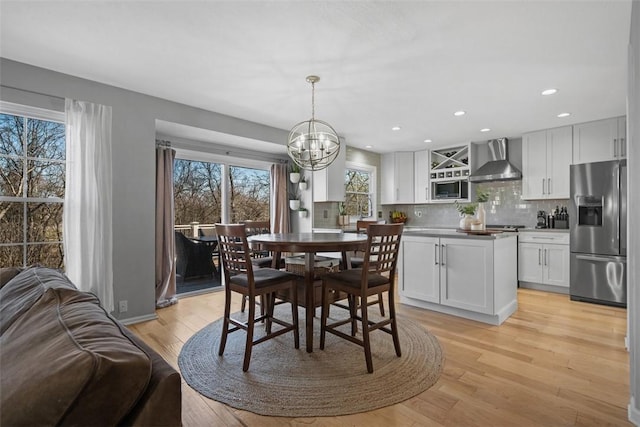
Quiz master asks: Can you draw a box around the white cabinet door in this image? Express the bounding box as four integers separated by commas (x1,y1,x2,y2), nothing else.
400,236,440,303
439,238,493,314
313,144,346,202
547,126,572,199
518,242,543,283
522,130,547,199
414,150,430,203
380,152,414,204
543,244,570,287
572,117,625,164
522,126,572,199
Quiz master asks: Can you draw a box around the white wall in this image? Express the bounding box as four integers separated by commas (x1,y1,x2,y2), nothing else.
628,1,639,424
0,58,290,321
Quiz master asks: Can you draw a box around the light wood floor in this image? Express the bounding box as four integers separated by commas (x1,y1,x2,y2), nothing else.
128,288,630,426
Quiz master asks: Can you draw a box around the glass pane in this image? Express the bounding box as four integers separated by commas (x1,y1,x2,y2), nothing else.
27,159,65,198
173,159,222,226
0,156,24,197
27,243,64,269
27,202,63,243
0,114,24,156
345,169,370,193
26,118,65,161
345,193,371,218
0,245,24,268
229,166,270,223
0,202,24,244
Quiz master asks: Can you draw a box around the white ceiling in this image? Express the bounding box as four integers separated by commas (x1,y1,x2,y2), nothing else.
0,1,632,154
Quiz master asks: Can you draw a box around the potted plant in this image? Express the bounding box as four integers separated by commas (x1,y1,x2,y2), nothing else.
475,189,491,230
338,202,349,226
298,207,308,218
455,201,478,230
298,175,308,191
289,191,300,210
290,163,301,184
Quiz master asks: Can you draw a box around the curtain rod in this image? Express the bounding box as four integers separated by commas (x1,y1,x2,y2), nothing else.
1,85,65,101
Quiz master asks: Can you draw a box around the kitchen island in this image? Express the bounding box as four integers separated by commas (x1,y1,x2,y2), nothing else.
398,228,518,325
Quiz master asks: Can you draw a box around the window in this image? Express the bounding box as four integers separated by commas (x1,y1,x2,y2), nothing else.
173,153,271,230
344,163,376,221
0,104,66,269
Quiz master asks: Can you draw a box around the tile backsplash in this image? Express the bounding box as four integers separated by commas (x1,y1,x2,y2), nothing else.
381,181,568,228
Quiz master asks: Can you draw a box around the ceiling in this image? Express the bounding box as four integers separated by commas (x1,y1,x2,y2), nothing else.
0,1,632,154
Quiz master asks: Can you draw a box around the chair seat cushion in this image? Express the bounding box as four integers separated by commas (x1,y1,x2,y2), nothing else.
251,256,285,269
323,268,389,290
230,268,297,289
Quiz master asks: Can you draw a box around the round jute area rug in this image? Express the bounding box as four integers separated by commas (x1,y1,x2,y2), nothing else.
178,305,444,417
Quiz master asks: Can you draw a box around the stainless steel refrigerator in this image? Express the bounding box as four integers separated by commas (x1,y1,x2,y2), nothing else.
569,159,626,307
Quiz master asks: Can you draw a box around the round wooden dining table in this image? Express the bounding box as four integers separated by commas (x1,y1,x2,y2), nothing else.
247,232,367,352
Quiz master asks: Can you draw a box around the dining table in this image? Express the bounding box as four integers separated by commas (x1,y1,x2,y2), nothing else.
247,232,367,352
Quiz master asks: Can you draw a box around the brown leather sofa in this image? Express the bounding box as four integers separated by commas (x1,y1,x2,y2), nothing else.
0,267,182,426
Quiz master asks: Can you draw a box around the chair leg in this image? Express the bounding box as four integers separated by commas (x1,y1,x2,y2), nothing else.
243,296,256,372
264,292,273,335
240,295,247,313
291,281,300,349
378,292,385,316
320,281,329,350
360,301,374,373
349,295,358,336
388,289,402,357
218,286,233,356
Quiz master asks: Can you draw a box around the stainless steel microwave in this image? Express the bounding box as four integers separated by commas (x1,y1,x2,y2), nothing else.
432,180,468,199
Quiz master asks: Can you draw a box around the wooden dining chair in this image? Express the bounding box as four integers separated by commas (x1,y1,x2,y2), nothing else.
349,220,386,316
215,224,300,371
320,223,403,373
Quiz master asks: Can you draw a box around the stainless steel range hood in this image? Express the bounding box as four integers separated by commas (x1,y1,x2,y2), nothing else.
469,138,522,182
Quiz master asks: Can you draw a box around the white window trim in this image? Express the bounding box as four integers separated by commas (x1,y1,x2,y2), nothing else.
345,161,377,222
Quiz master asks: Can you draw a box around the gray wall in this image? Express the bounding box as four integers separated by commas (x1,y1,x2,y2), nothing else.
0,58,290,321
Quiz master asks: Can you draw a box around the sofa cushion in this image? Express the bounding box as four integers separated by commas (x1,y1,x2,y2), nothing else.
0,267,23,289
1,287,152,426
0,266,77,335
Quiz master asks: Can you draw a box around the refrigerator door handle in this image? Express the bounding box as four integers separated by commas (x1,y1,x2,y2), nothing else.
575,254,627,263
616,163,621,245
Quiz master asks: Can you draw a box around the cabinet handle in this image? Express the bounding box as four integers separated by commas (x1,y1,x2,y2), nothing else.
613,138,618,158
620,137,625,157
538,248,542,265
542,178,546,195
425,187,429,200
547,178,551,195
441,244,446,266
434,244,439,265
544,249,547,266
396,188,399,201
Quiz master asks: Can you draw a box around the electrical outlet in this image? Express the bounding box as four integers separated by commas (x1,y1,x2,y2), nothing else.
323,210,328,219
119,300,128,313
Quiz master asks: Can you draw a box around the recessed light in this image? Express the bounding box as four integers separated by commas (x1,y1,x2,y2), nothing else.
557,112,571,118
480,128,491,132
424,139,432,143
365,145,373,148
391,126,401,131
542,88,558,96
454,111,466,116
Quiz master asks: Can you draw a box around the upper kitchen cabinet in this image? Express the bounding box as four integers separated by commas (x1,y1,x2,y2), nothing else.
414,150,430,203
313,142,346,201
428,144,472,203
522,126,572,199
381,152,414,204
573,116,626,164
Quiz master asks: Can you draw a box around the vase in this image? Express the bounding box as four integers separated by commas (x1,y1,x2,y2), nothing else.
298,210,308,218
338,215,349,226
459,214,474,230
289,172,300,184
289,200,300,210
298,181,307,191
476,202,486,230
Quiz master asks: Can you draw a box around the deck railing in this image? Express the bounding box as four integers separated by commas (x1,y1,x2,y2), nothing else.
174,222,217,237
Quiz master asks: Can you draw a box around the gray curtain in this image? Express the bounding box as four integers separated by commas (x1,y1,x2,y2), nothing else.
155,142,178,308
270,163,290,233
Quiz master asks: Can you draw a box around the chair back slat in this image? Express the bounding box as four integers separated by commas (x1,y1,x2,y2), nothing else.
363,224,403,276
215,224,254,282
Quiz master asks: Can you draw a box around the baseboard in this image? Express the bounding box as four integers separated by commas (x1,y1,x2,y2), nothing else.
519,281,569,295
118,313,158,326
630,396,640,426
399,296,511,326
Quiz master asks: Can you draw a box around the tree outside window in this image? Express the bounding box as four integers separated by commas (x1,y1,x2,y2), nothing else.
0,112,66,269
344,167,373,220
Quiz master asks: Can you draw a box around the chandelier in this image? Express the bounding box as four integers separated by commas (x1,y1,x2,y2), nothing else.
287,75,340,171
